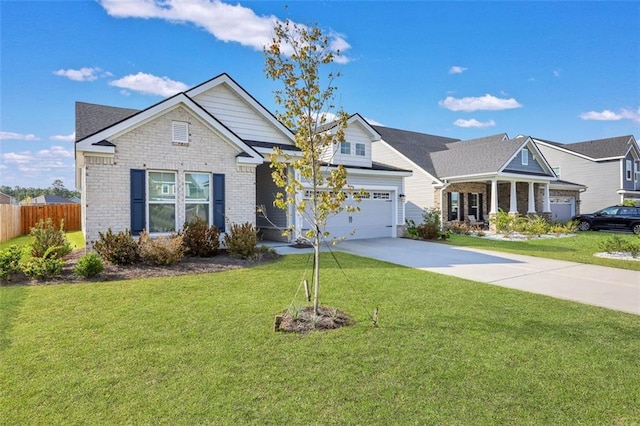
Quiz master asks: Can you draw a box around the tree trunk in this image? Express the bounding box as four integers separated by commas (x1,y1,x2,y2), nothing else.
313,226,320,315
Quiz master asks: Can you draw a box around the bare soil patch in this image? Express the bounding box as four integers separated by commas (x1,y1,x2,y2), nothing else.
3,249,281,286
275,305,354,333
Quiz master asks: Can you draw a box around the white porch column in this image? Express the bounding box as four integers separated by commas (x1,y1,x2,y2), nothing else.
543,183,551,213
528,182,536,214
509,180,518,213
490,179,498,214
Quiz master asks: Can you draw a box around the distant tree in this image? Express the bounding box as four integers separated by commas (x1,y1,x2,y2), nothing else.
265,20,353,315
0,183,79,203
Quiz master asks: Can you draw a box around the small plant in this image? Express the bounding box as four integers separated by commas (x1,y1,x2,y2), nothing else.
224,222,258,259
182,217,220,257
138,230,185,266
405,219,419,238
74,252,104,278
29,218,72,259
93,228,140,265
599,235,640,258
417,223,439,240
491,209,515,235
21,246,64,280
0,245,23,281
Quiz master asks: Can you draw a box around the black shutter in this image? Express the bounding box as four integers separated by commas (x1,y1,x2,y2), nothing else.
447,192,452,221
459,193,465,221
213,173,225,232
468,193,474,217
130,169,146,235
479,194,484,220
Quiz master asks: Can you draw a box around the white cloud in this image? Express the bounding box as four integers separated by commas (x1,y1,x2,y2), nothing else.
449,66,467,74
0,131,40,141
54,67,103,82
579,107,640,123
439,94,523,112
50,132,76,142
109,72,189,96
453,118,496,128
99,0,351,62
553,69,562,78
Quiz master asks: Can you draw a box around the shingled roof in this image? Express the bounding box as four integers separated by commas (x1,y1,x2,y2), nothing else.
562,135,635,159
75,102,140,142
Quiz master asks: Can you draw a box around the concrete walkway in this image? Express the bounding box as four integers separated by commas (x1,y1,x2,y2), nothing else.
267,238,640,315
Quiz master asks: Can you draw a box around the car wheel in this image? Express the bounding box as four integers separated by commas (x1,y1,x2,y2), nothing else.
577,220,591,231
632,223,640,235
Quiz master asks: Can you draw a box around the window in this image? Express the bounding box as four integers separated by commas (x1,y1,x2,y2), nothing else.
372,192,390,200
172,121,189,144
626,160,632,181
355,143,366,156
148,171,176,233
552,167,561,178
449,192,459,221
340,141,351,155
469,193,479,218
185,172,211,224
521,148,529,166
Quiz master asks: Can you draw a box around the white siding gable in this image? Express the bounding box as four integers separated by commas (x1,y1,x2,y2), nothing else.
192,83,293,146
321,121,373,168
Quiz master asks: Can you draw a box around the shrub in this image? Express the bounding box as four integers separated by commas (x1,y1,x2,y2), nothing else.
138,230,185,266
74,252,104,278
405,219,419,238
93,228,140,265
0,245,23,281
29,218,72,259
491,209,515,235
182,218,220,257
224,222,258,259
416,223,439,240
21,246,64,280
518,215,549,237
600,235,640,258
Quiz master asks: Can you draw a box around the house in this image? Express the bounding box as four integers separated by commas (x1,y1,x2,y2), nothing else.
75,73,409,246
0,192,17,205
371,127,586,225
30,194,78,205
533,136,640,213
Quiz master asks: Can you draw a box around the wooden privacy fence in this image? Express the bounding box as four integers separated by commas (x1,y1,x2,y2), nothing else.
0,205,21,243
20,204,81,236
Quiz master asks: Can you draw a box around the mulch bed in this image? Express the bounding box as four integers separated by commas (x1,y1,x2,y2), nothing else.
2,249,281,286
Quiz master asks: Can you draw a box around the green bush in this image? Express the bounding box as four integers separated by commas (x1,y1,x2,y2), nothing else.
599,235,640,258
224,222,258,259
405,219,419,238
21,246,64,280
182,218,220,257
417,223,439,240
491,209,516,235
0,245,23,281
138,230,185,266
29,218,72,259
74,252,104,278
93,228,140,265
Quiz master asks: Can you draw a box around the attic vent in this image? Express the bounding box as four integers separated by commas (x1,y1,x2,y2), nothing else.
172,121,189,144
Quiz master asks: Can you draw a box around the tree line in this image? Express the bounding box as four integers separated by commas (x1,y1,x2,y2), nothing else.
1,180,80,203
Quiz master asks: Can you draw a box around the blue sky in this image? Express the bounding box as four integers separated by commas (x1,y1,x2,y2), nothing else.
1,0,638,190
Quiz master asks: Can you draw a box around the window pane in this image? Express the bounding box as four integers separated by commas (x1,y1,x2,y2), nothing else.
148,172,176,201
341,142,351,154
185,173,210,201
185,204,210,224
149,204,175,232
356,143,365,156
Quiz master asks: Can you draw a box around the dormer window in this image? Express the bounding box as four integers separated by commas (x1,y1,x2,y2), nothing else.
172,121,189,144
340,141,351,155
627,160,632,181
355,143,366,156
521,148,529,166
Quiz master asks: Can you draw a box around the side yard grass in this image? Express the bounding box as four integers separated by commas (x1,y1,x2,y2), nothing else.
1,252,639,424
0,231,85,261
444,231,640,271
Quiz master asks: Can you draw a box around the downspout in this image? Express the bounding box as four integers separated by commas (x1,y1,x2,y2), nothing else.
437,179,451,229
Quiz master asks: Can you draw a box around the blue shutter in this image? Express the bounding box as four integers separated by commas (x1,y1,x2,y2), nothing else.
213,173,225,232
130,169,146,235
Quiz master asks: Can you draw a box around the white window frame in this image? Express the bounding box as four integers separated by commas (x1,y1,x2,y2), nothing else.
626,160,632,181
340,141,351,155
552,166,561,178
147,170,177,234
355,143,366,156
521,148,529,166
470,193,479,218
172,121,189,144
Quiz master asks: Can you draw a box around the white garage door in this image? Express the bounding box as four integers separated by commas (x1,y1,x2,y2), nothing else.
550,196,575,222
303,191,394,240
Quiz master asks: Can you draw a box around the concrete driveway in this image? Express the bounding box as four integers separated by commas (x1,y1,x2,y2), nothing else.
332,238,640,315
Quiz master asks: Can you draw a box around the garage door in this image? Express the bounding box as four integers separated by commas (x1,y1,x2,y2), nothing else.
550,196,575,222
302,191,394,240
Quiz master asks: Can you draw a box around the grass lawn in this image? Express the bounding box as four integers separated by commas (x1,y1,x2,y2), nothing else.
444,231,640,271
0,231,85,261
1,253,639,424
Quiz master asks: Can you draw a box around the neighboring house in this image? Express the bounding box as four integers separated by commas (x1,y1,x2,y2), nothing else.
75,73,409,245
0,192,17,205
534,136,640,213
371,127,586,224
30,194,77,205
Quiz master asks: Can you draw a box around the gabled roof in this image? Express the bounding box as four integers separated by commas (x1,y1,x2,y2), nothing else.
31,194,77,205
318,114,381,141
534,135,637,161
75,102,139,141
430,134,512,178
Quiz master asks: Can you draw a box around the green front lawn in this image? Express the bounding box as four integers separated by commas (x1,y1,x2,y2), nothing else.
0,231,85,261
444,231,640,271
2,253,639,424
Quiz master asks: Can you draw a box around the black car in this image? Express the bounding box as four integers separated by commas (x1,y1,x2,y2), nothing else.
572,205,640,234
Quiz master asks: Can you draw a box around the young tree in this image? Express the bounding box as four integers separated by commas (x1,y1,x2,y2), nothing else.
265,20,353,315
